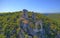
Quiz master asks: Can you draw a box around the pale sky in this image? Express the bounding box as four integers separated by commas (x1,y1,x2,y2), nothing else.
0,0,60,13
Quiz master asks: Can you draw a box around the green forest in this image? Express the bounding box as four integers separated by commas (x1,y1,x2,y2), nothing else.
0,10,60,38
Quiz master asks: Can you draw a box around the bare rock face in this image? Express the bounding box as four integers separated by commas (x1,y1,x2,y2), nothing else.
18,9,53,38
19,9,45,38
22,9,28,19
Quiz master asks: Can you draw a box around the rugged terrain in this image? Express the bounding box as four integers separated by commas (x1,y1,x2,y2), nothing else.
0,10,60,38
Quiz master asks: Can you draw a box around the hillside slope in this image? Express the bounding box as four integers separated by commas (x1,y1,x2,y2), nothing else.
47,13,60,25
0,10,60,38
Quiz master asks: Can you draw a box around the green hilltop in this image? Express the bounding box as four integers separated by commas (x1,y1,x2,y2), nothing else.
0,10,60,38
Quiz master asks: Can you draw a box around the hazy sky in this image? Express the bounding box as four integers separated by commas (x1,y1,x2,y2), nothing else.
0,0,60,13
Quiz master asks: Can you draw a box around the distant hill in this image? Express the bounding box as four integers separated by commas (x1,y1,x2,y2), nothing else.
44,13,60,25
